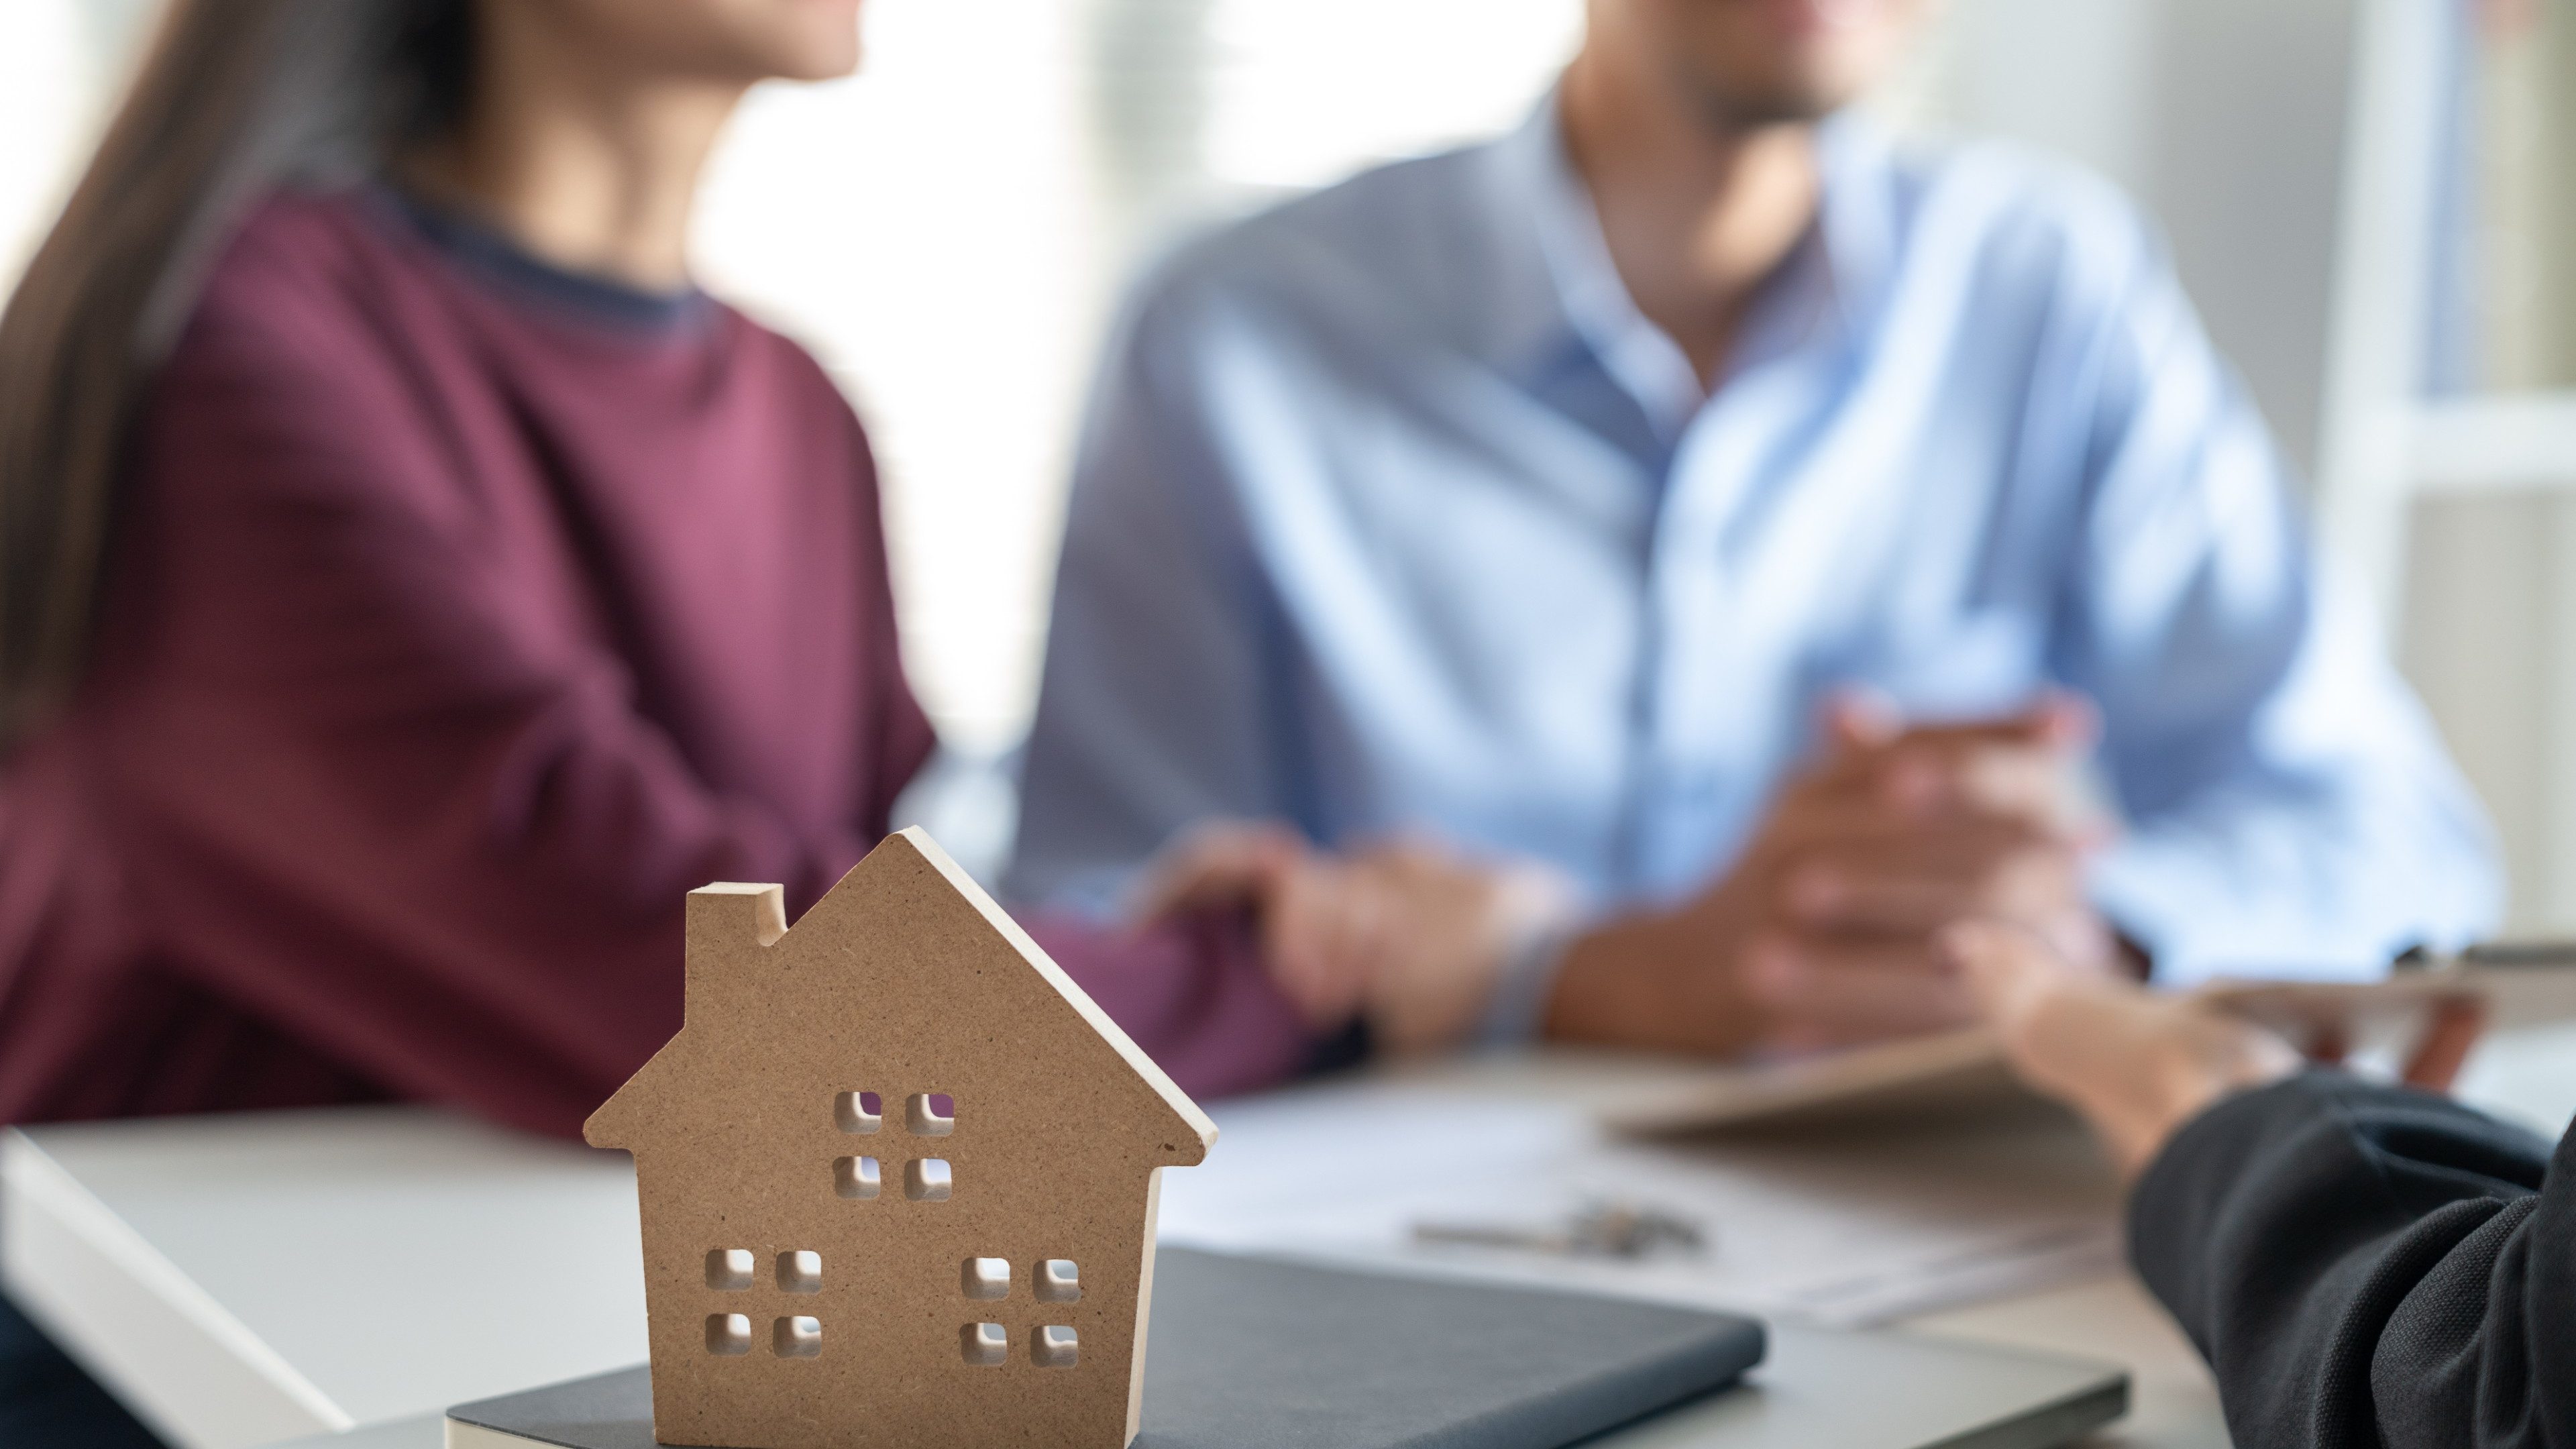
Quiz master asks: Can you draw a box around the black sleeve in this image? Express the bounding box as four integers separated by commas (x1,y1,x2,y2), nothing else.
2128,1071,2576,1448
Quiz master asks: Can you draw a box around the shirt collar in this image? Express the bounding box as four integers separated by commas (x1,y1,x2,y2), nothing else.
1475,93,1896,444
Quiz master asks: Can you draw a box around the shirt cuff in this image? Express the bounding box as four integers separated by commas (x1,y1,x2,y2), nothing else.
2087,832,2400,989
1474,915,1585,1046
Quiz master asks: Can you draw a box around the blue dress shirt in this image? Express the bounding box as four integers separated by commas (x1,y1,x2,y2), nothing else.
1012,103,2500,986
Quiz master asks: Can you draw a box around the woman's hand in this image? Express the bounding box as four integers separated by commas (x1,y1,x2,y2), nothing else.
1131,822,1368,1028
1132,821,1576,1052
1326,838,1578,1053
1939,918,2302,1177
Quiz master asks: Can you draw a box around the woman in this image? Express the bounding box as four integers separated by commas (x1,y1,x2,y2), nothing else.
0,0,1387,1136
1947,920,2573,1448
0,0,1432,1438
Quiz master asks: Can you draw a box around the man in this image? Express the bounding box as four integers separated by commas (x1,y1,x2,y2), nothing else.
1014,0,2498,1053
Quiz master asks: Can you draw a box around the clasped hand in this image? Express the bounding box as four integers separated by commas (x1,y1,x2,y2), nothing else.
1136,690,2121,1059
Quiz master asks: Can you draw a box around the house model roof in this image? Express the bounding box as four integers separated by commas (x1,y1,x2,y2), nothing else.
587,827,1216,1159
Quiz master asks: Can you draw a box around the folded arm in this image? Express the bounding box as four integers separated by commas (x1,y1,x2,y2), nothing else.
1011,280,1316,913
2050,222,2498,981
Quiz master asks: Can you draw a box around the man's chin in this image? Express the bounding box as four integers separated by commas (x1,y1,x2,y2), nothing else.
1682,78,1850,133
1654,45,1862,131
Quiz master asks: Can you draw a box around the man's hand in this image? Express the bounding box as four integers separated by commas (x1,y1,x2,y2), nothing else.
1545,692,2120,1057
1942,918,2302,1177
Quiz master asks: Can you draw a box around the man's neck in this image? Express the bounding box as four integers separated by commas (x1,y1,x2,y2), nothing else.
400,9,745,293
1558,46,1823,390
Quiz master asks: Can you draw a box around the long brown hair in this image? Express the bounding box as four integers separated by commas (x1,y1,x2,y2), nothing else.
0,0,473,751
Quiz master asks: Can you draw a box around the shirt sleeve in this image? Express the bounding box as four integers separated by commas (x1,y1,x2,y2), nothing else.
2129,1073,2576,1448
2045,208,2500,983
1008,278,1303,914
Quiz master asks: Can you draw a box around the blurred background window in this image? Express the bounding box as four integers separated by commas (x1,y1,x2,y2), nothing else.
9,0,2576,920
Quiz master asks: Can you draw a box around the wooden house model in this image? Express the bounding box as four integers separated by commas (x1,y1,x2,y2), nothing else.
585,828,1218,1449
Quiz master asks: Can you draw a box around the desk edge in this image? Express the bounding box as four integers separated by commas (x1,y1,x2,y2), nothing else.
2,1128,352,1448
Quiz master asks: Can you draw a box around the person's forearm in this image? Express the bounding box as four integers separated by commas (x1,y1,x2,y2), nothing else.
1542,908,1758,1056
1024,908,1322,1099
2129,1072,2567,1448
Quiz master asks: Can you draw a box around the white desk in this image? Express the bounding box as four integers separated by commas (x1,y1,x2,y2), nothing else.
11,1025,2575,1449
3,1108,647,1447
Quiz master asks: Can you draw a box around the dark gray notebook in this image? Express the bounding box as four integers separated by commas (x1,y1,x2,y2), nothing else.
447,1246,1766,1449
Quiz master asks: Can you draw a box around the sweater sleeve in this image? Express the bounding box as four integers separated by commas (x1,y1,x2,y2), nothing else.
1025,910,1324,1100
2127,1072,2576,1448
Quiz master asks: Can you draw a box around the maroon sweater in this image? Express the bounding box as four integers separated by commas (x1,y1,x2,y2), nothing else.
0,190,1316,1138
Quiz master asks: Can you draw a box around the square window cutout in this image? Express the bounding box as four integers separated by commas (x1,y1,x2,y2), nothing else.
777,1250,822,1294
906,1158,952,1201
1036,1258,1080,1303
773,1316,822,1358
961,1257,1010,1300
705,1313,751,1356
961,1322,1007,1366
834,1155,880,1199
834,1091,881,1134
1032,1325,1079,1368
906,1093,955,1136
704,1248,754,1291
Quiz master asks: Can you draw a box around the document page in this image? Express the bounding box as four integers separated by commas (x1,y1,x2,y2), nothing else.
1155,1077,2121,1328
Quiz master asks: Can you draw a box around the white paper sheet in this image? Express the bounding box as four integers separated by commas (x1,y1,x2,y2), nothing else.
1157,1073,2121,1328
